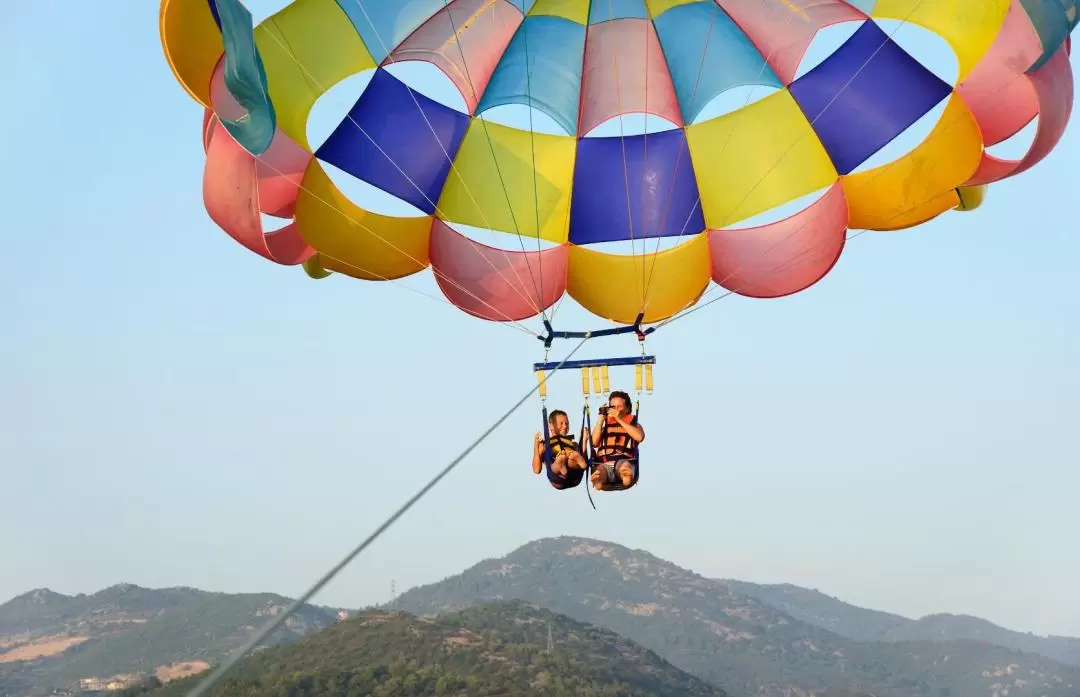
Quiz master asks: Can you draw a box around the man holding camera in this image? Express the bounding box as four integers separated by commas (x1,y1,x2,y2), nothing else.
590,390,645,490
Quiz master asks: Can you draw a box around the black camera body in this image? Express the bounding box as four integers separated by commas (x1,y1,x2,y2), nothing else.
598,405,609,415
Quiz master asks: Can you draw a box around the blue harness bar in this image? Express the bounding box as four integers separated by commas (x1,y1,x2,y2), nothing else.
533,355,656,373
537,313,656,348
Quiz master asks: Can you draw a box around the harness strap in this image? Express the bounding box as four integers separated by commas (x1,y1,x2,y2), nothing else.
581,403,596,510
541,405,553,468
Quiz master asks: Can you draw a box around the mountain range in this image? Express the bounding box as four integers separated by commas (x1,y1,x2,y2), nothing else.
721,579,1080,667
2,536,1077,697
390,537,1080,697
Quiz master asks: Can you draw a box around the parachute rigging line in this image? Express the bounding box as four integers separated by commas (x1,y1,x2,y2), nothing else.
183,335,591,697
231,140,540,336
641,0,927,316
184,0,1070,343
655,31,1057,335
641,1,803,314
436,0,551,324
199,23,546,335
257,10,547,320
651,33,1051,334
312,247,539,337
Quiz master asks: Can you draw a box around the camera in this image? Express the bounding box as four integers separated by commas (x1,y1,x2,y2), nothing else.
598,405,609,415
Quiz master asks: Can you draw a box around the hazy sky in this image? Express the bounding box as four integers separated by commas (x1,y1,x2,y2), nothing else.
2,1,1077,640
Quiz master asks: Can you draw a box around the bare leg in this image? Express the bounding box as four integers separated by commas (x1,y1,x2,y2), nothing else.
590,464,609,490
551,451,569,478
616,460,636,489
566,450,587,471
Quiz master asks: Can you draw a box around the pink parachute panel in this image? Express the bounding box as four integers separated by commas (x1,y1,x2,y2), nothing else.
715,0,869,85
708,183,848,298
429,220,567,321
386,0,524,114
208,57,313,218
578,18,683,135
964,44,1074,185
203,113,315,265
956,0,1044,147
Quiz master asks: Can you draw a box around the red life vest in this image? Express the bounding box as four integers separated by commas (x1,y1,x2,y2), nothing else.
595,414,639,463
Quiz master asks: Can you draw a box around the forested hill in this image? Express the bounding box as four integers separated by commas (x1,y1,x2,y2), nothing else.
141,601,731,697
390,536,1080,697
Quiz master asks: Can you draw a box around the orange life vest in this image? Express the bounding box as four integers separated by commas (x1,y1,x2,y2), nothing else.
595,414,639,463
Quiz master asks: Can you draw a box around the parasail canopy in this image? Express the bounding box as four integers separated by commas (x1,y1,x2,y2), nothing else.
160,0,1078,333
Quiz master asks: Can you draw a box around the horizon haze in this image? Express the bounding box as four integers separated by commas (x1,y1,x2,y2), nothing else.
3,534,1078,642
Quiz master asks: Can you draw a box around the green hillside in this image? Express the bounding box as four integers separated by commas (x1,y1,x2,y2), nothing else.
142,601,730,697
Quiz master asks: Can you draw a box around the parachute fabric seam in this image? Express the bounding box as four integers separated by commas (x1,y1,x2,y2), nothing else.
712,0,931,227
639,0,725,316
245,146,541,334
650,60,1041,332
548,0,595,329
606,7,647,310
255,9,547,320
522,8,548,329
640,0,804,316
348,0,545,315
444,0,550,325
182,335,590,697
639,0,923,318
639,14,649,314
432,0,551,324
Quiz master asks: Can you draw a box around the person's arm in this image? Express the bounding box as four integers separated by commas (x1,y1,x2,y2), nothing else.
591,420,604,447
532,433,544,474
614,415,645,443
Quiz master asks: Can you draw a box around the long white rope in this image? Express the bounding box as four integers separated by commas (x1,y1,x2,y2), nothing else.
183,335,590,697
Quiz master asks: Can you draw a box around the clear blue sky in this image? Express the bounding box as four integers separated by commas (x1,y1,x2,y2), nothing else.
2,1,1077,639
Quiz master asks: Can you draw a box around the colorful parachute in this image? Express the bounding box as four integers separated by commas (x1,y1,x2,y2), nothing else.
160,0,1077,330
